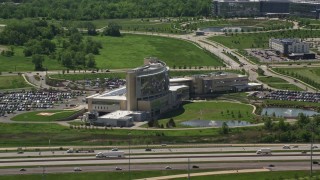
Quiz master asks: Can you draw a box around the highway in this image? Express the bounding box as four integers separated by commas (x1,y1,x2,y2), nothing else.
1,152,320,167
0,145,317,158
1,161,319,175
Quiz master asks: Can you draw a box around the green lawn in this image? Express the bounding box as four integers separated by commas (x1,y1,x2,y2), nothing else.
158,101,254,126
0,75,31,89
0,46,64,72
93,34,224,69
175,170,320,180
50,72,126,81
257,76,287,83
209,29,320,50
11,110,79,122
0,34,224,72
257,76,303,91
0,122,267,147
0,170,198,180
273,67,320,90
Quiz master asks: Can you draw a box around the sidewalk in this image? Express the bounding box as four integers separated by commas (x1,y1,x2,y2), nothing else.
136,169,270,180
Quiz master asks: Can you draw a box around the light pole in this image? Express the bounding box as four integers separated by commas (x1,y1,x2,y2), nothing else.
187,158,190,180
128,133,131,180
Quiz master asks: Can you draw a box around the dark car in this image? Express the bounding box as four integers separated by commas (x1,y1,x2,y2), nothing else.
192,165,199,169
19,168,26,171
115,167,122,170
145,148,152,151
268,164,275,167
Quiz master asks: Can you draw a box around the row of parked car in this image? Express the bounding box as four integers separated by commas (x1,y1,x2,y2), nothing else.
0,90,84,116
261,90,320,103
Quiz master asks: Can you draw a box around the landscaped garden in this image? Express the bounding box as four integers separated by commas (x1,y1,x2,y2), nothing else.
158,101,255,127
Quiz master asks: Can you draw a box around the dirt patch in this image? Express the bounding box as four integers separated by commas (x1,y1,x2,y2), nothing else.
37,112,56,116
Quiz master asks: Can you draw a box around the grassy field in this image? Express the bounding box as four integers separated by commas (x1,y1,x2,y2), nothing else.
93,34,224,69
0,34,223,72
0,75,31,90
274,67,320,84
175,170,320,180
11,110,79,122
50,72,126,81
158,101,254,126
0,170,200,180
273,67,320,90
258,76,303,91
209,29,320,50
0,121,267,147
196,19,292,30
0,46,64,72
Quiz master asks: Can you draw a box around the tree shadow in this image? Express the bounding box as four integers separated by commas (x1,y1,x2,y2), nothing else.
159,101,192,119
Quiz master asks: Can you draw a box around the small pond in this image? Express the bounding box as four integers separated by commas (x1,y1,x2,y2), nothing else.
180,120,251,127
261,108,319,118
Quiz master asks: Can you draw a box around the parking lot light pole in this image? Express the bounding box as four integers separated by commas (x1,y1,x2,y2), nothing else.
128,133,131,180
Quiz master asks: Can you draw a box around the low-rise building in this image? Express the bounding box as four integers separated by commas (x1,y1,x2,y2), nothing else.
269,38,310,56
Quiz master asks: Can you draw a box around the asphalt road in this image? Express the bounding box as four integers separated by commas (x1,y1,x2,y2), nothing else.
2,161,320,175
1,145,317,158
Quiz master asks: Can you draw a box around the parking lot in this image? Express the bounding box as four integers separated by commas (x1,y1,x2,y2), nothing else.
257,90,320,103
0,90,85,118
247,49,286,63
66,78,126,91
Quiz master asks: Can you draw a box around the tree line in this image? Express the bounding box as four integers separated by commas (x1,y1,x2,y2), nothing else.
0,0,212,20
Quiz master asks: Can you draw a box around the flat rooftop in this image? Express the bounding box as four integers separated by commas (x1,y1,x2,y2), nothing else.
169,85,189,91
100,110,143,119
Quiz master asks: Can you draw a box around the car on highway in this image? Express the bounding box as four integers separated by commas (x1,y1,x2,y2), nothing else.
73,167,82,172
283,145,290,149
192,165,199,169
268,164,275,167
165,166,172,170
17,151,24,154
115,167,122,170
313,145,318,149
145,148,152,151
111,148,118,151
19,168,26,171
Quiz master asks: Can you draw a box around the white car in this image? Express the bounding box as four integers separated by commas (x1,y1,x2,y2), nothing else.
73,167,82,172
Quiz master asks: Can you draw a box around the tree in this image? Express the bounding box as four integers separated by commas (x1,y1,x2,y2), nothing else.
221,122,229,134
103,22,121,37
86,53,96,68
264,117,273,130
32,54,44,70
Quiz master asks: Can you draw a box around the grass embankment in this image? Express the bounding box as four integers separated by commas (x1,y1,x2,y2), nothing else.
0,122,261,147
0,34,224,72
11,110,79,122
273,67,320,90
0,75,31,89
175,170,320,180
158,101,254,126
0,170,199,180
257,76,303,91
